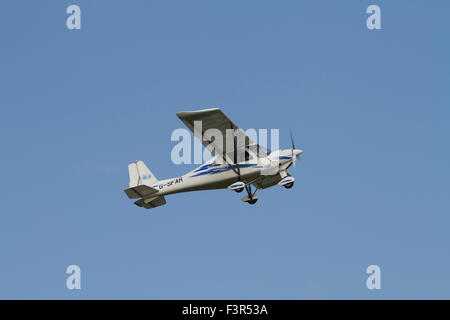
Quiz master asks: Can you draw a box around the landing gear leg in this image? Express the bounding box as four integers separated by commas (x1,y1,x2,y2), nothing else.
242,184,258,204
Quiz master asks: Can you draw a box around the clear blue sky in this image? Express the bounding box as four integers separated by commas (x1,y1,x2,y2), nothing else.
0,0,449,299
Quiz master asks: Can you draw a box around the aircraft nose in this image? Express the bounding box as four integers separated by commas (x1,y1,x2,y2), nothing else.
294,149,303,156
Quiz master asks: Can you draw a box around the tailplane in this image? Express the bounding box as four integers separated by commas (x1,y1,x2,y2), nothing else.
124,161,166,210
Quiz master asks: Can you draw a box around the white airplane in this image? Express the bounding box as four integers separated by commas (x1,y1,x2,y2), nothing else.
124,108,303,209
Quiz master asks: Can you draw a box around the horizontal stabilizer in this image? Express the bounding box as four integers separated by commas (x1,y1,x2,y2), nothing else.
124,185,158,199
134,196,166,209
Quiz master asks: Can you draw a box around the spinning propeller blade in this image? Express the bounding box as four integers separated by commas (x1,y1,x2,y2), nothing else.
290,129,302,168
290,130,296,168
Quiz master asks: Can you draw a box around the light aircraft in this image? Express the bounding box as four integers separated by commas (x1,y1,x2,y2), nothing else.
124,108,303,209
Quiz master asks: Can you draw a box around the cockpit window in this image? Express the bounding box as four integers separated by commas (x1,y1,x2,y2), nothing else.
249,144,269,158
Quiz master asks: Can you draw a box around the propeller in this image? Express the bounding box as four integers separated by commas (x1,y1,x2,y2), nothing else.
290,129,302,168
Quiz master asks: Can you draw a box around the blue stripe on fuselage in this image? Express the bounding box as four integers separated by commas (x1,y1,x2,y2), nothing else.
190,163,257,177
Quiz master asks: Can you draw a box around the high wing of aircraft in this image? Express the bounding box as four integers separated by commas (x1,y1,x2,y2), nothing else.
124,108,303,210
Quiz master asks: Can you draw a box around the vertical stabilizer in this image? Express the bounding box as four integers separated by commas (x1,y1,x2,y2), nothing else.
128,160,159,187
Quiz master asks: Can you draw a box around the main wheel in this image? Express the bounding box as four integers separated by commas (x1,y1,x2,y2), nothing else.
284,182,294,189
247,199,258,204
234,188,244,193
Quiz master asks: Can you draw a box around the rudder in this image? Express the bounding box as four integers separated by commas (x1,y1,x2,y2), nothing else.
128,160,159,187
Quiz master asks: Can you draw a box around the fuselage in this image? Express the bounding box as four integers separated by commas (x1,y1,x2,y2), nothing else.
150,149,301,196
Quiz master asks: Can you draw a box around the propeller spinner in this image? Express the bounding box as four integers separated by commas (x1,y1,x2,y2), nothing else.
290,130,303,168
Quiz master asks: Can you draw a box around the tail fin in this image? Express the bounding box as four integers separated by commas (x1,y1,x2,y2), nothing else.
128,160,159,187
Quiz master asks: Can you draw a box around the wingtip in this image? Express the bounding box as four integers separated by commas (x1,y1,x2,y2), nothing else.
176,107,222,117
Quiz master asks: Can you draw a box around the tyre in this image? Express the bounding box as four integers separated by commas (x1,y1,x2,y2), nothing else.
284,182,294,189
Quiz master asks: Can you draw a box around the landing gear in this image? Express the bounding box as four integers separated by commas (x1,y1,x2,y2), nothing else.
241,184,259,204
284,182,294,189
234,187,244,193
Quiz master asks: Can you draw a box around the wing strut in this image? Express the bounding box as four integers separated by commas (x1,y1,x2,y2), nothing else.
202,128,241,179
231,121,241,180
